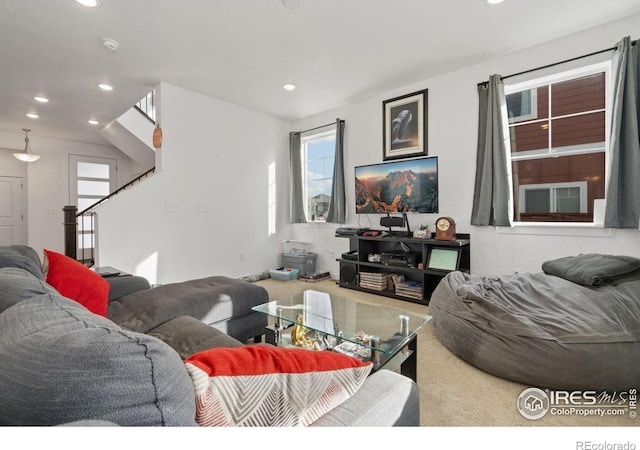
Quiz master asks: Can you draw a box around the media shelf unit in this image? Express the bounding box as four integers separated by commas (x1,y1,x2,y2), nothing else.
336,233,470,305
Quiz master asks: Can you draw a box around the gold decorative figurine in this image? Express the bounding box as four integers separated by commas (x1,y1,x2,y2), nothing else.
291,314,314,348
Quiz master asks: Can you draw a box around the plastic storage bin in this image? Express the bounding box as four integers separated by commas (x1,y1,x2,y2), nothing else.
281,253,317,277
283,240,313,256
269,268,299,281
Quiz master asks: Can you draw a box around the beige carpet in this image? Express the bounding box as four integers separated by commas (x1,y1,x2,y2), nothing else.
254,278,635,428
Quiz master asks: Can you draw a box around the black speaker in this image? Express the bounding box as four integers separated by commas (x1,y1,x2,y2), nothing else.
339,263,358,286
380,216,404,228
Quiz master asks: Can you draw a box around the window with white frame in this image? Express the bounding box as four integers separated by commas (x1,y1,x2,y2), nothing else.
506,88,538,123
68,155,116,260
505,62,610,223
301,128,335,222
518,181,588,214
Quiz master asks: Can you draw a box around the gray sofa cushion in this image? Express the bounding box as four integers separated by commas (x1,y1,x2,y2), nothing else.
0,267,55,313
0,293,197,426
107,275,151,301
147,315,244,359
10,244,43,267
108,275,268,334
209,310,269,343
310,370,420,426
0,246,44,280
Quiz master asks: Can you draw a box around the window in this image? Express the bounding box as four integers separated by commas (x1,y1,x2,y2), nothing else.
69,155,116,261
301,128,335,222
505,62,610,223
72,158,116,211
506,88,538,123
519,181,588,215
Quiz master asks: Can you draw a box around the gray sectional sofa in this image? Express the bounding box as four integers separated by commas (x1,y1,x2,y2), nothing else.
0,245,420,426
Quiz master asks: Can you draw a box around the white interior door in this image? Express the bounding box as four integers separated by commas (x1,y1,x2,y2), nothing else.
0,176,25,246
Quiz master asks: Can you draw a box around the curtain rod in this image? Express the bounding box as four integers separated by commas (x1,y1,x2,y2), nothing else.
294,118,343,135
478,38,637,86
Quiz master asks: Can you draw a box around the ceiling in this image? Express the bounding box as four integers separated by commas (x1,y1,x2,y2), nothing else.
1,0,640,146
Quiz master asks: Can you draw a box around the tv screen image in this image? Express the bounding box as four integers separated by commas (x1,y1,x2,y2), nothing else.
355,157,438,214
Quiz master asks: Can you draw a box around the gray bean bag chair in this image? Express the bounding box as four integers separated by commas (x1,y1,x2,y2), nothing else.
429,254,640,390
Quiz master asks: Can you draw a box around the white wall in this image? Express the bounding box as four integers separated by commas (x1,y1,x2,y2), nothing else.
0,130,138,256
96,83,291,284
290,14,640,277
99,108,156,171
0,147,28,244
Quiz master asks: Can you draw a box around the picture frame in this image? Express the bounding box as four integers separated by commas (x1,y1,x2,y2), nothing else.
426,248,460,272
382,89,428,160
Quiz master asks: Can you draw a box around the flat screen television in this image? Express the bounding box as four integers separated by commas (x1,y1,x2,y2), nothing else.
355,156,438,214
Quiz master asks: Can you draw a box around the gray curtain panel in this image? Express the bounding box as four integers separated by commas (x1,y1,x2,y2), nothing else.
604,36,640,229
471,74,512,226
289,132,307,223
326,119,346,224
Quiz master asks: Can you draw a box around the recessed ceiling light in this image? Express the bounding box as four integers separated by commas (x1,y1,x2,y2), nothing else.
34,96,49,103
283,83,296,91
88,120,99,125
282,0,300,9
487,0,504,4
26,113,39,119
101,38,119,52
75,0,100,7
98,83,114,91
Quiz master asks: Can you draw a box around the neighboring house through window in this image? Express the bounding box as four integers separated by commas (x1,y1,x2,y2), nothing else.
504,61,610,224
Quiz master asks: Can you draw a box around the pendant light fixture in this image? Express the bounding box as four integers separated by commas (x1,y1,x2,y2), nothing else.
13,129,40,162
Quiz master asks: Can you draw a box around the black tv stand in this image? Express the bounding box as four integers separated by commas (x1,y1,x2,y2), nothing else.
388,230,411,238
383,212,411,237
335,233,470,305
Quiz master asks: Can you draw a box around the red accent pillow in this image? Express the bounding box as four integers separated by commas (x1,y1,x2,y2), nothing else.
184,346,373,426
43,249,110,317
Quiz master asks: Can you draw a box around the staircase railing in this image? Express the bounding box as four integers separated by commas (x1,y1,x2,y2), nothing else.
135,90,156,124
63,166,156,266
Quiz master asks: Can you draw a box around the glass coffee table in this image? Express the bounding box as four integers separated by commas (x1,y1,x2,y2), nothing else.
252,290,431,382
